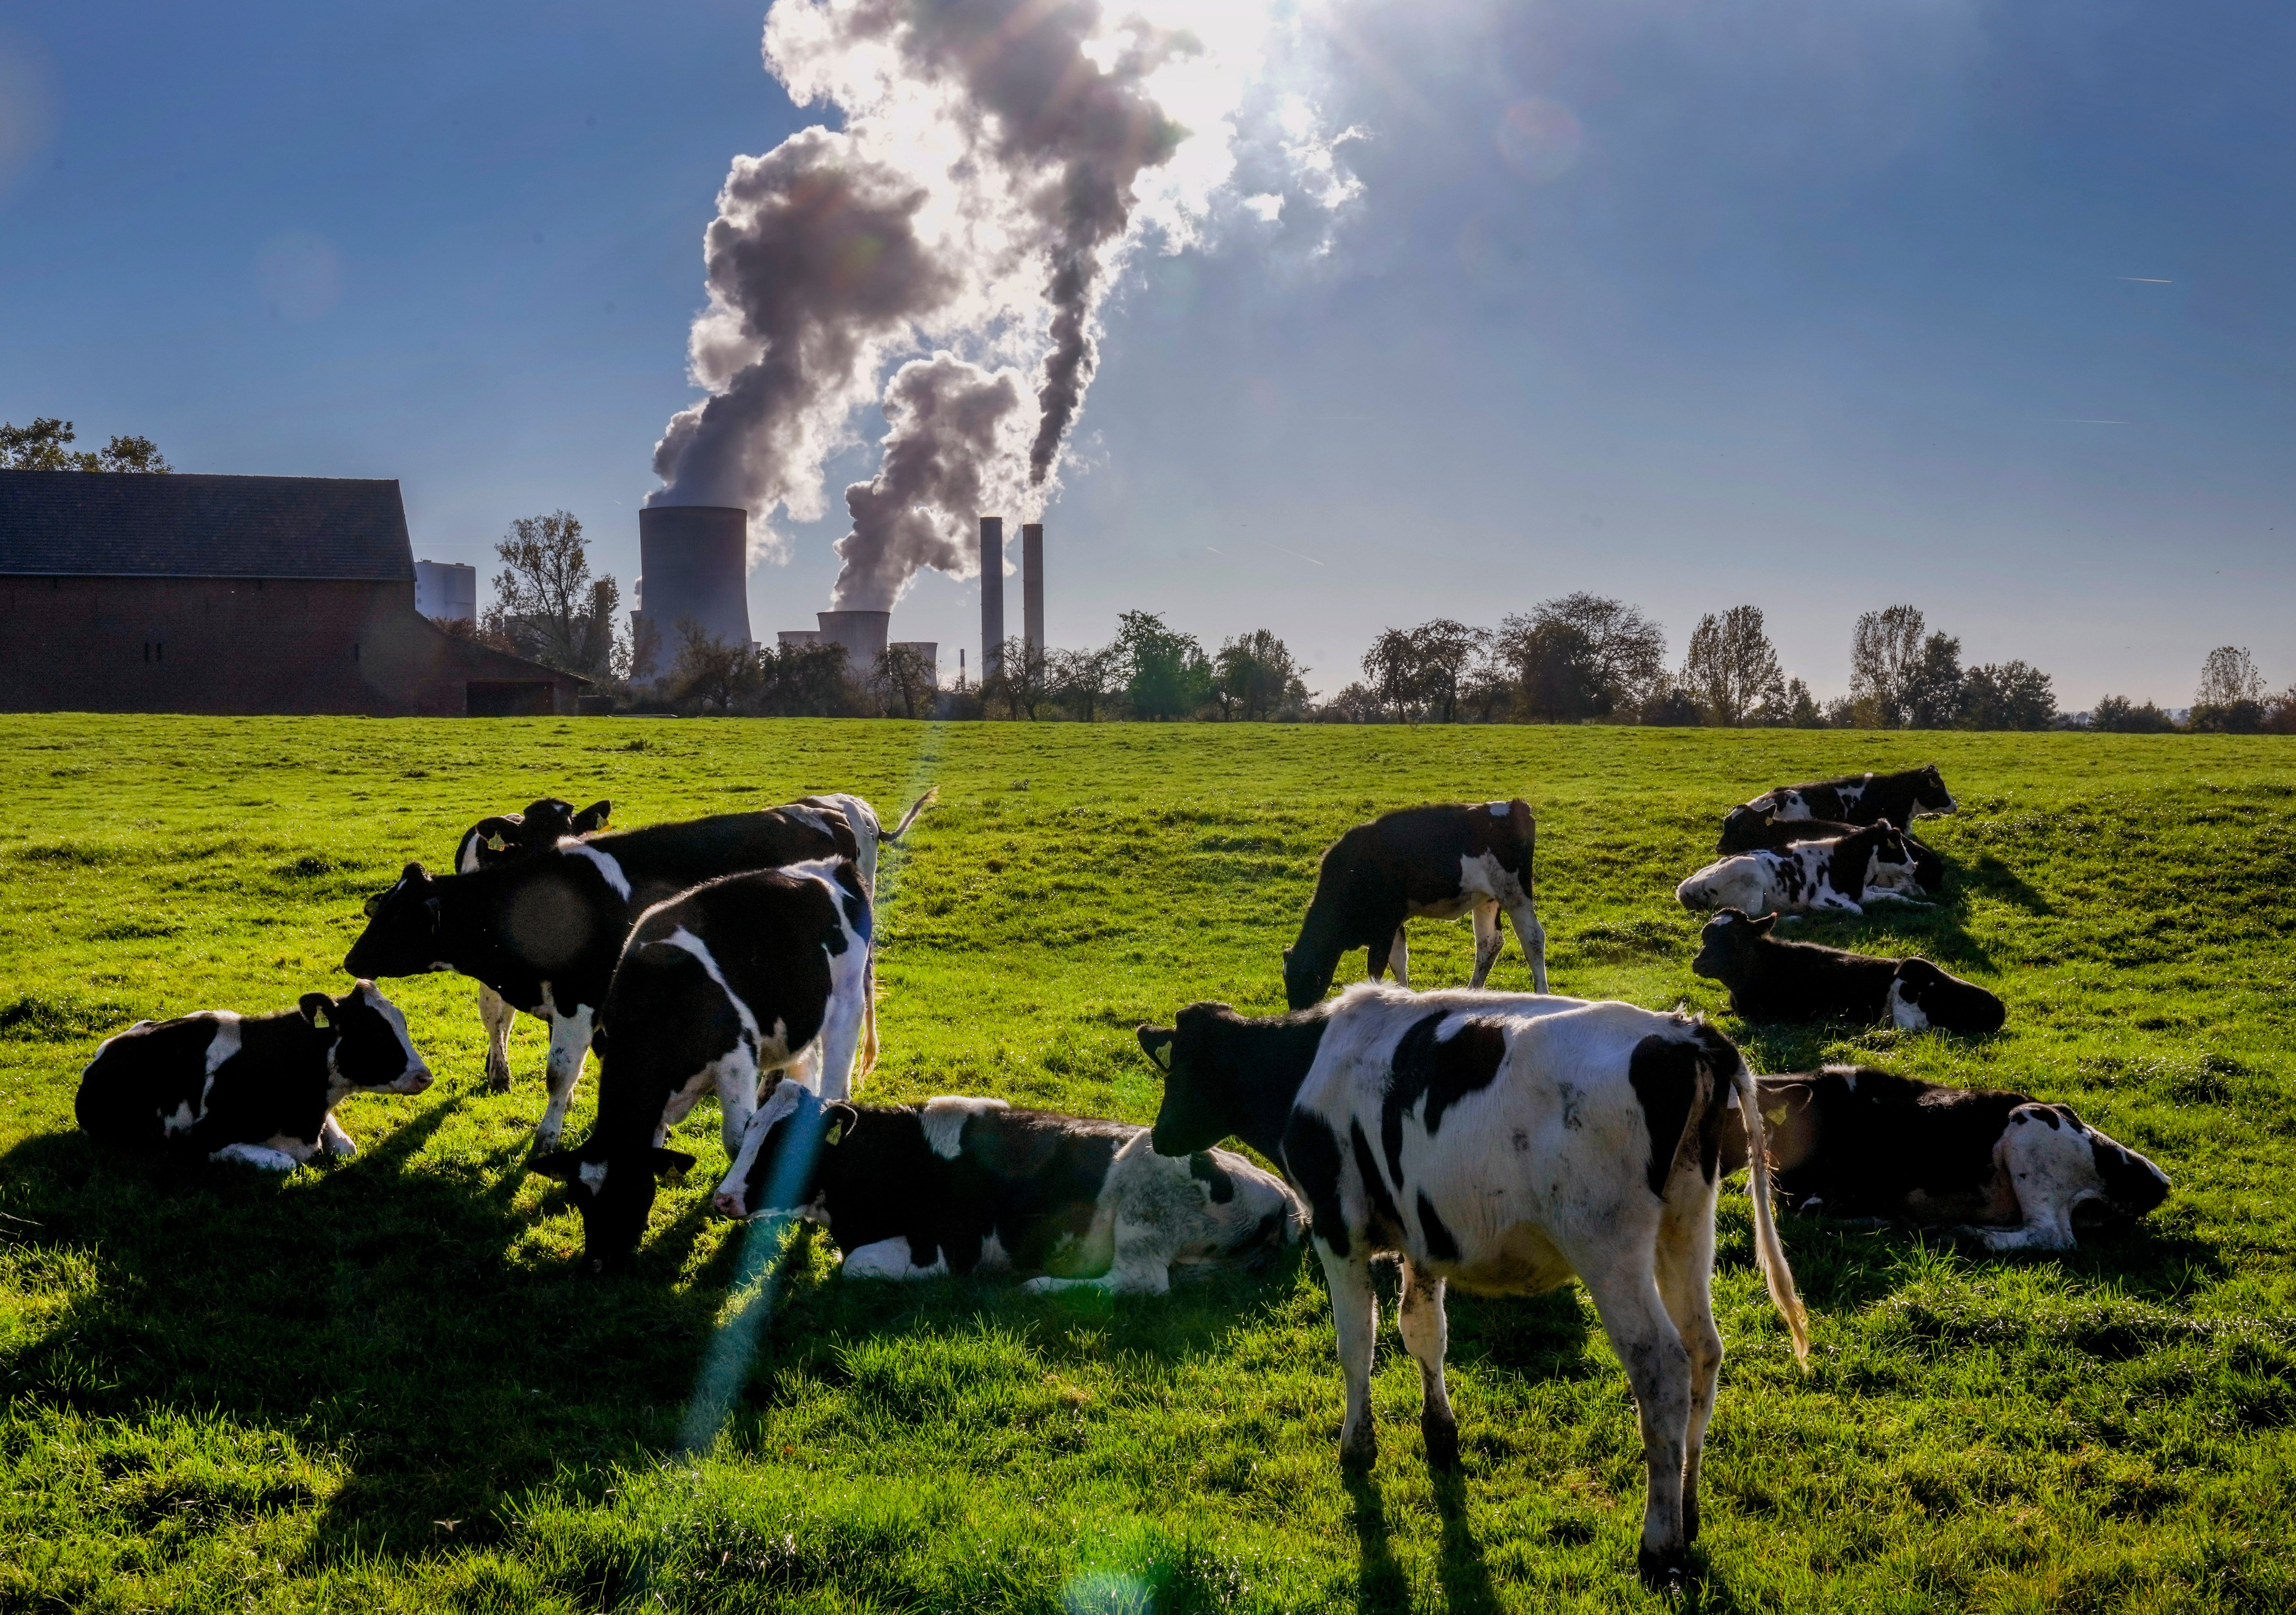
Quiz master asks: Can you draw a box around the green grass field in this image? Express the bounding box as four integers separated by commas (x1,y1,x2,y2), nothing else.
2,716,2292,1613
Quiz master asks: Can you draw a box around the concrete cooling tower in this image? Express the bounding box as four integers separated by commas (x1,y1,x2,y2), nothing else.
815,610,890,676
633,506,752,653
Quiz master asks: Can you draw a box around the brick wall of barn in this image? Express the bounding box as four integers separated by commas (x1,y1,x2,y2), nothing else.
0,575,584,716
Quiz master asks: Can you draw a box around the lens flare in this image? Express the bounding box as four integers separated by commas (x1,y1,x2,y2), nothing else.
1495,98,1583,185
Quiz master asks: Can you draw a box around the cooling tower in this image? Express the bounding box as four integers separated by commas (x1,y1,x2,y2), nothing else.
635,506,752,653
1021,522,1044,652
816,610,890,676
979,516,1005,681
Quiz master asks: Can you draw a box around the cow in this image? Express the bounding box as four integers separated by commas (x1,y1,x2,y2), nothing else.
1675,821,1925,918
454,797,613,1092
1716,811,1945,892
710,1083,1305,1293
528,859,873,1270
1692,910,2006,1033
1135,984,1807,1588
1721,764,1957,848
346,792,928,1148
1283,800,1548,1010
76,982,432,1170
1719,1066,2169,1252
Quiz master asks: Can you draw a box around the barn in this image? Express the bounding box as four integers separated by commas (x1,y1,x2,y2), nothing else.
0,471,587,716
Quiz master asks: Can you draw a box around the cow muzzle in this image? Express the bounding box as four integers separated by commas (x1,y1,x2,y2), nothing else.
711,1188,748,1220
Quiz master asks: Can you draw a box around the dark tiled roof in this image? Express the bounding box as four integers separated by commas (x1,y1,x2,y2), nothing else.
0,471,415,580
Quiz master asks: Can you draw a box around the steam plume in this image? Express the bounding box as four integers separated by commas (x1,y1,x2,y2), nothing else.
651,0,1363,608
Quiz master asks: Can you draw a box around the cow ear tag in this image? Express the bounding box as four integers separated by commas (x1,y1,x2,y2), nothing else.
485,833,508,852
824,1121,844,1148
1152,1042,1172,1070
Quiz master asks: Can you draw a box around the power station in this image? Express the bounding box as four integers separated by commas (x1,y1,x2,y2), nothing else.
631,505,752,662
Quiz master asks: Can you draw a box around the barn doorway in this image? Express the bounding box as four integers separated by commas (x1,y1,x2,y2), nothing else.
465,681,556,717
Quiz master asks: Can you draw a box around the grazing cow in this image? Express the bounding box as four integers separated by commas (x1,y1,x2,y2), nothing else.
529,859,873,1270
1717,812,1945,892
346,793,927,1148
77,982,432,1169
1675,822,1924,917
1137,985,1807,1587
1722,764,1957,847
1692,910,2006,1033
711,1083,1305,1293
454,797,613,1092
1284,801,1549,1010
1719,1066,2169,1251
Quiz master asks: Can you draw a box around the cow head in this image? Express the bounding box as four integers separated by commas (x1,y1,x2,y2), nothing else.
514,798,578,845
306,980,433,1102
571,799,613,836
1913,765,1957,816
1718,803,1768,849
344,863,446,978
1691,909,1774,984
1281,947,1334,1012
2015,1104,2172,1227
711,1078,853,1221
1863,821,1919,884
530,1139,699,1271
1140,1002,1242,1157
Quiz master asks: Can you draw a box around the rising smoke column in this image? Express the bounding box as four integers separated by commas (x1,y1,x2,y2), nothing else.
653,0,1361,607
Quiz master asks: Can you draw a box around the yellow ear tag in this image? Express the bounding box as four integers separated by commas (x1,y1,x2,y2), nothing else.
1152,1043,1172,1070
824,1121,844,1147
1764,1105,1788,1128
485,834,508,851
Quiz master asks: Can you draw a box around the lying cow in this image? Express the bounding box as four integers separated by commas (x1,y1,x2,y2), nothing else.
1720,1066,2169,1251
530,859,872,1270
712,1083,1304,1293
348,793,927,1149
1284,800,1549,1009
454,796,612,1092
1138,984,1806,1588
77,982,432,1169
1721,764,1957,849
1692,910,2006,1033
1717,811,1945,892
1676,821,1925,917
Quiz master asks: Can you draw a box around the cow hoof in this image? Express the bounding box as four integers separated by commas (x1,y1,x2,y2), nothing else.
1636,1546,1686,1592
485,1071,511,1095
1682,1496,1700,1545
1339,1431,1377,1472
1422,1416,1460,1473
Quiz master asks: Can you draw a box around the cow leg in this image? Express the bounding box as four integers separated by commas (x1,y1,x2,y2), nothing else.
714,1050,760,1162
1467,902,1504,991
858,952,880,1076
533,1005,596,1152
1582,1266,1693,1586
812,966,870,1106
210,1142,303,1172
1315,1239,1381,1469
1396,1261,1458,1471
1386,929,1410,989
319,1112,358,1159
1506,902,1549,994
478,985,516,1092
1654,1190,1724,1545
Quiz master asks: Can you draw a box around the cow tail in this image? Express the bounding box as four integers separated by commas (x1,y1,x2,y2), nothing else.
1730,1056,1810,1364
884,786,939,842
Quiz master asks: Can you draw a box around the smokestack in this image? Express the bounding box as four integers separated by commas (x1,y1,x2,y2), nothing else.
1022,522,1044,653
980,516,1004,681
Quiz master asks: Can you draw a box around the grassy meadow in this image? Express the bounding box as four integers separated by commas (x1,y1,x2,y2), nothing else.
1,714,2293,1613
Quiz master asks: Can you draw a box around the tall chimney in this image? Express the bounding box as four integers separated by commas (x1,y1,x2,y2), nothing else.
1022,522,1044,653
979,516,1005,681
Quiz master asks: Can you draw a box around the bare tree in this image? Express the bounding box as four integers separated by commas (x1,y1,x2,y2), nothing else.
1680,606,1785,727
1849,604,1926,727
1050,643,1123,722
868,642,938,719
991,637,1053,719
484,510,626,679
2196,646,2265,709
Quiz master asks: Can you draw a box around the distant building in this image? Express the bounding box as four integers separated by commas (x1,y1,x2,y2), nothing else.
414,559,477,622
0,471,586,716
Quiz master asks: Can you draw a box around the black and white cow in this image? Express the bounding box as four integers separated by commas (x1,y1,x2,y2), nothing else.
347,795,925,1148
1692,910,2007,1033
710,1083,1304,1293
454,797,613,1092
1719,1066,2169,1251
76,982,432,1170
1284,800,1548,1010
529,859,872,1270
1675,821,1925,917
1137,984,1807,1587
1721,764,1957,848
1716,811,1946,892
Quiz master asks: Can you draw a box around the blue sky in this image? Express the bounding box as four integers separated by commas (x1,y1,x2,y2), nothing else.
2,0,2287,705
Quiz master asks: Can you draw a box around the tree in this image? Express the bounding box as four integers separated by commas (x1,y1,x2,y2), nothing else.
1679,605,1785,727
1642,686,1704,727
1407,619,1489,724
1320,682,1388,723
484,510,626,680
869,642,938,719
1115,612,1211,720
754,641,850,717
1213,630,1309,721
669,620,756,715
1755,677,1824,729
431,615,519,655
1050,643,1123,722
2091,694,2177,733
1960,661,2057,730
1497,594,1667,721
2192,646,2266,733
1361,628,1421,722
1903,632,1965,729
1,417,171,473
990,638,1053,719
1849,605,1926,727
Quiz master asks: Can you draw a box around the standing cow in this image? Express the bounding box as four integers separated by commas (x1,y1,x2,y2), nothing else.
452,797,612,1091
1138,984,1806,1587
1284,801,1548,1009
